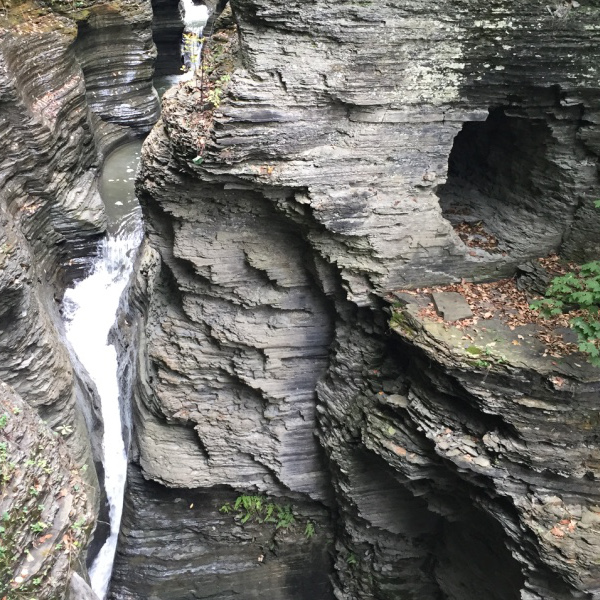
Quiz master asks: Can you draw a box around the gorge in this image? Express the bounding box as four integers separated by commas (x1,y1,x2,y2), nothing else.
0,1,599,599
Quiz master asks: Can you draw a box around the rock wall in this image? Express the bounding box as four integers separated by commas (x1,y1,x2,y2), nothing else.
151,0,183,76
0,383,96,599
117,0,600,598
0,0,161,592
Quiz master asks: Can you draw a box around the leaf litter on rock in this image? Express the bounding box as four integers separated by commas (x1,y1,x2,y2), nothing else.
393,255,583,360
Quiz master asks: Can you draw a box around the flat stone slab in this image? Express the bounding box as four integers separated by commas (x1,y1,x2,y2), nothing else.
432,291,473,321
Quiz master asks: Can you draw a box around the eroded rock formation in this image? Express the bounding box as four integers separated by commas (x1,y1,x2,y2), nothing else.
0,0,160,591
0,383,95,598
114,0,600,598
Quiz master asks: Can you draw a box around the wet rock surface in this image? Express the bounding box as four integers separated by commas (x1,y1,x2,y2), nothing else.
74,0,160,133
120,0,600,598
151,0,183,76
0,0,161,593
109,465,333,599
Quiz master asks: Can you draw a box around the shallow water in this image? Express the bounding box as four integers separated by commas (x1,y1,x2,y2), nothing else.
63,140,144,599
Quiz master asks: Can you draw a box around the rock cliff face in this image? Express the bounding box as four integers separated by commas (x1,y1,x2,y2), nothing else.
151,0,183,76
0,383,96,598
115,0,600,598
0,0,160,592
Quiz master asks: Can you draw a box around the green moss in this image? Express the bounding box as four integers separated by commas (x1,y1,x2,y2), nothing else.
390,310,416,338
465,345,482,355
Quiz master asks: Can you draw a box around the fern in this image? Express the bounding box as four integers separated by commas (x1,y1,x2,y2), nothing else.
219,495,314,538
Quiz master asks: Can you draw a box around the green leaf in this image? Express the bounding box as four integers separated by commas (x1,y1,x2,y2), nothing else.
581,262,600,276
240,512,252,524
571,291,594,306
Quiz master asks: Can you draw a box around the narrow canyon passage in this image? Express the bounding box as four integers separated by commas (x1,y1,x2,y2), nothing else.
0,0,599,598
63,141,144,598
60,2,207,593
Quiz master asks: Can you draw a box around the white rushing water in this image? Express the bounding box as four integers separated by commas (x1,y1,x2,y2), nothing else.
182,0,208,33
63,142,144,599
181,0,208,79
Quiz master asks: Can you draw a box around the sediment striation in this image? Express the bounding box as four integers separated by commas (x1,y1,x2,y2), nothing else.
0,0,160,592
0,383,96,598
116,0,600,598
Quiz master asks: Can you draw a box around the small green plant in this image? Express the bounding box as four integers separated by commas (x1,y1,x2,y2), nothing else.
304,521,315,539
71,517,86,533
0,413,8,429
206,86,223,108
218,495,319,540
531,260,600,366
347,553,358,566
205,75,231,109
472,359,491,369
220,495,297,529
30,521,48,534
181,32,205,77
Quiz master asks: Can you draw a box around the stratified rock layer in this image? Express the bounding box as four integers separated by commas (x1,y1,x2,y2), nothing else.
0,383,95,599
0,0,162,593
74,0,160,133
110,465,333,599
119,0,600,598
151,0,183,76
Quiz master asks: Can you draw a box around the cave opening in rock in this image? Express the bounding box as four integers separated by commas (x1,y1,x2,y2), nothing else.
434,504,524,600
437,99,590,268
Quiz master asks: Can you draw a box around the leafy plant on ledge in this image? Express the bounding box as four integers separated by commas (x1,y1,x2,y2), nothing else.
531,257,600,367
220,495,316,539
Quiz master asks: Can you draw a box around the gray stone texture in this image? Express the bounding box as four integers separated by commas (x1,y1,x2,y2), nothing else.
0,0,162,593
109,465,333,599
151,0,184,76
0,383,95,598
119,0,600,598
432,291,473,321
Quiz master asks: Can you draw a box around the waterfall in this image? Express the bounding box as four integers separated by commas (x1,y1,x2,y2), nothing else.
60,5,211,596
62,141,144,599
181,0,208,34
181,0,208,78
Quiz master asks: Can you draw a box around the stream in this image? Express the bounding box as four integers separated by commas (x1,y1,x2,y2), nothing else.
62,141,144,599
61,3,209,596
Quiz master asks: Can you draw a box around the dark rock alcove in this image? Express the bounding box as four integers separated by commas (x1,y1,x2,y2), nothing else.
437,94,597,269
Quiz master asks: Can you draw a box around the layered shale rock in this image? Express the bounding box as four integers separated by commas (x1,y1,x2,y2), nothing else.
0,186,101,486
0,0,162,593
74,0,160,134
0,383,96,599
0,0,161,475
151,0,183,76
120,0,600,598
110,465,332,599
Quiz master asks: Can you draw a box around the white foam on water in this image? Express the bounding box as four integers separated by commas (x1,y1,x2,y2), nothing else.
63,143,143,599
182,0,208,31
